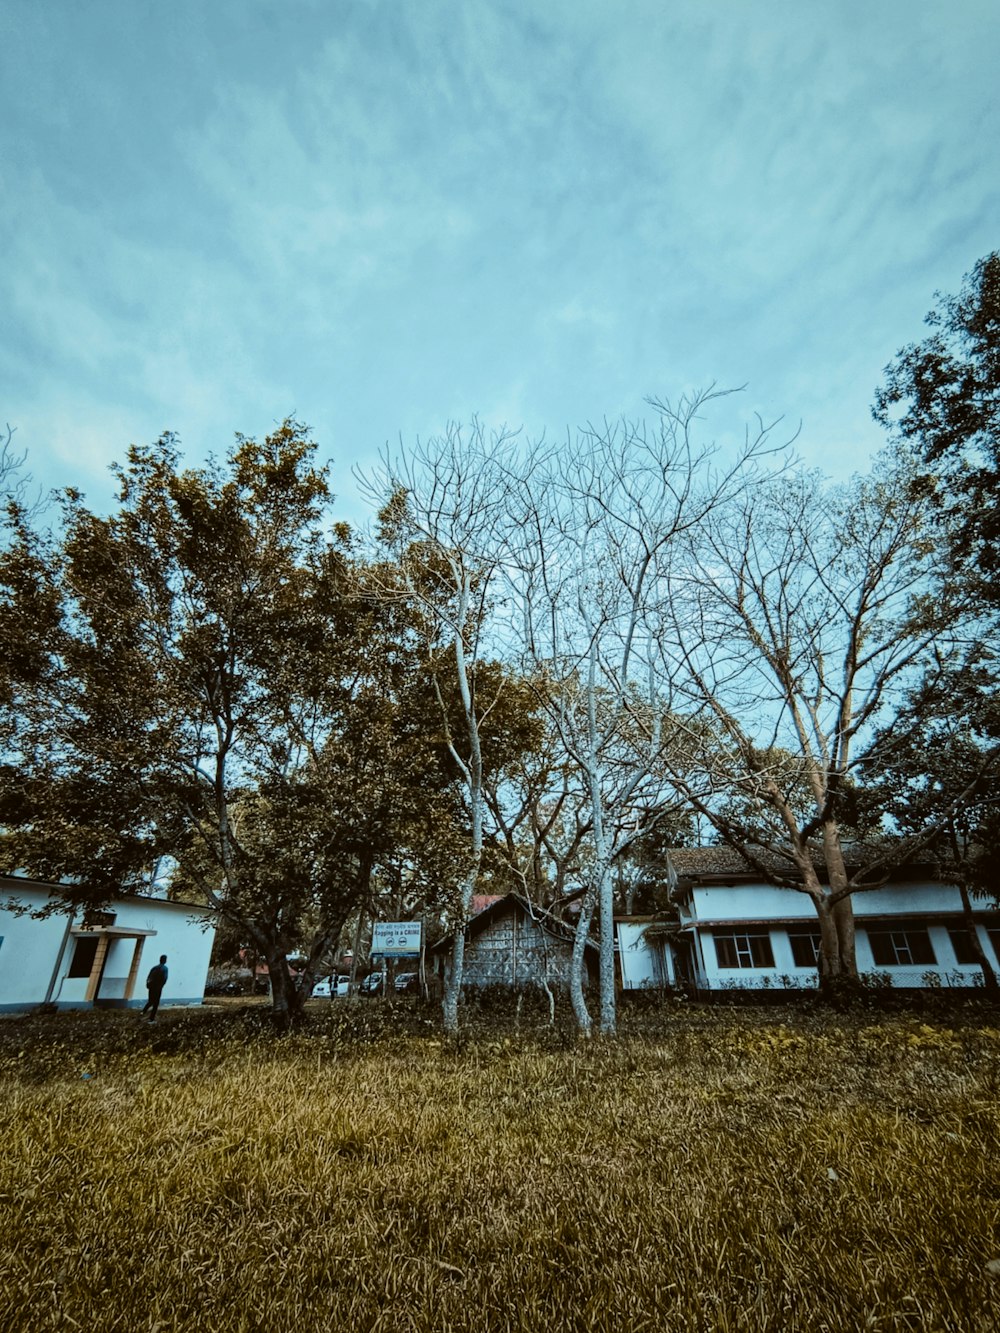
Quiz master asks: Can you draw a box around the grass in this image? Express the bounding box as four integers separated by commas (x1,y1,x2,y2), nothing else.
1,999,1000,1331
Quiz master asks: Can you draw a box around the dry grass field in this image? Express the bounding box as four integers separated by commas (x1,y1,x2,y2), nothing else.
1,997,999,1332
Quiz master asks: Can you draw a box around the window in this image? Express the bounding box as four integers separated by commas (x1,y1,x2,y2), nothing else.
948,928,981,965
866,928,935,967
68,937,100,978
788,931,821,967
713,931,775,969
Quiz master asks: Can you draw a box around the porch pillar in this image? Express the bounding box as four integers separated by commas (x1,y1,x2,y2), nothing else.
84,934,111,1003
124,939,145,1002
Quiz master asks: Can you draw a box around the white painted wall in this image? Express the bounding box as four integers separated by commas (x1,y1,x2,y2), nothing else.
617,921,676,989
627,878,999,993
854,882,968,917
97,897,215,1007
1,879,216,1011
686,883,814,924
0,885,73,1009
686,879,968,925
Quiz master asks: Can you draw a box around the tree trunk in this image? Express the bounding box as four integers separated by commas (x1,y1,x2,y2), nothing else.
597,858,617,1037
443,928,465,1035
569,888,595,1036
832,895,857,976
823,821,858,978
265,948,303,1027
264,949,292,1018
815,896,841,985
808,823,859,1000
814,893,858,1000
586,751,617,1037
442,776,484,1033
349,904,366,995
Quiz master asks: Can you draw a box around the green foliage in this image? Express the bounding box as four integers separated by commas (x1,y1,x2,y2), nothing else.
875,250,1000,595
0,423,476,1013
864,661,1000,896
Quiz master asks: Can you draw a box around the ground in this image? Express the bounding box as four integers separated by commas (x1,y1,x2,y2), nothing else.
1,994,999,1331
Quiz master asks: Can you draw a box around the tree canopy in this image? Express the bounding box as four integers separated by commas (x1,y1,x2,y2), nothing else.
4,334,999,1025
874,250,1000,597
0,423,471,1017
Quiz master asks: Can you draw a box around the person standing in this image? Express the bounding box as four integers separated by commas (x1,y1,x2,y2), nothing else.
142,955,168,1022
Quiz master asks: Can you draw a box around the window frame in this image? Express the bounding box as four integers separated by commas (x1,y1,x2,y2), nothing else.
947,927,981,965
713,930,775,970
866,927,936,968
787,930,821,968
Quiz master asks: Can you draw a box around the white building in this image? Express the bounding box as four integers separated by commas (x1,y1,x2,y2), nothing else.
617,850,1000,994
0,875,216,1012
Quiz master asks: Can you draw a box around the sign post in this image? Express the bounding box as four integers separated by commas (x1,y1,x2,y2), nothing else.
370,921,422,958
370,922,423,998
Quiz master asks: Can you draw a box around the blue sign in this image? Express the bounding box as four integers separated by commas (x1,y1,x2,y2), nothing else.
371,922,422,958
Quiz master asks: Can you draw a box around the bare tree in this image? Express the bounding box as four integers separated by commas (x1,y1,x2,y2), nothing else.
481,721,596,1024
1,424,41,518
482,709,594,906
658,452,992,990
510,389,783,1034
359,420,545,1034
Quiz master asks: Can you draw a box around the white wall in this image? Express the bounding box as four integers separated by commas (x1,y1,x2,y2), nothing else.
617,921,676,989
686,879,968,925
1,879,216,1011
100,898,215,1008
0,885,73,1009
854,883,968,916
687,883,815,923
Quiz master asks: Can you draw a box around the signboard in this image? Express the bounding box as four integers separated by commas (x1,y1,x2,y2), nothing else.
371,921,422,958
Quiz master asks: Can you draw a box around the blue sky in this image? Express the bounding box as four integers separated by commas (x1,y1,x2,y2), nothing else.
2,0,997,522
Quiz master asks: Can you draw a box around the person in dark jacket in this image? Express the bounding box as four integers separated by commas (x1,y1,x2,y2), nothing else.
142,955,168,1022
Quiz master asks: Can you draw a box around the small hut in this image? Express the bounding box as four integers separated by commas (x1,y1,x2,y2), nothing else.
429,893,599,992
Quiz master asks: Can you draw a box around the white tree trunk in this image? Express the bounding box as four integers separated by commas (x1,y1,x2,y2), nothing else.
569,888,595,1036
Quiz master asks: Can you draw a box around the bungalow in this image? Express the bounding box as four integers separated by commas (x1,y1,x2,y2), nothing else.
429,893,599,992
617,849,1000,994
0,875,217,1012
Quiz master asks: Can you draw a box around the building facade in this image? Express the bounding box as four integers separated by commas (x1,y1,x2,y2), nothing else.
617,851,999,994
0,876,217,1012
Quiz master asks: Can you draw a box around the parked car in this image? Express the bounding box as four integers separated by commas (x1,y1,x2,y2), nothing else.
358,971,385,996
394,971,421,994
311,975,350,998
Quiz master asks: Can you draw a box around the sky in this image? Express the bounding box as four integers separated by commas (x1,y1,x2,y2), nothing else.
2,0,998,524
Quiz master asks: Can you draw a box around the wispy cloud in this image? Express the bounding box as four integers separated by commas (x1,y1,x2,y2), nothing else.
1,0,997,512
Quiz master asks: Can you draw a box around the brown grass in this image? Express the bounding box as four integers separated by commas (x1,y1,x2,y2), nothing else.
1,1001,999,1331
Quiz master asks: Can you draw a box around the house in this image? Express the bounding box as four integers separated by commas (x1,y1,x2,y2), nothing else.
0,875,217,1012
429,893,599,991
616,849,1000,994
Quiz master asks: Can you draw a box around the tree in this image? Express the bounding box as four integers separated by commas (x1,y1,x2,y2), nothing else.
511,389,780,1034
658,454,990,992
361,422,548,1033
481,704,594,909
863,663,1000,989
0,422,440,1020
874,251,1000,601
1,424,19,497
1,423,37,515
